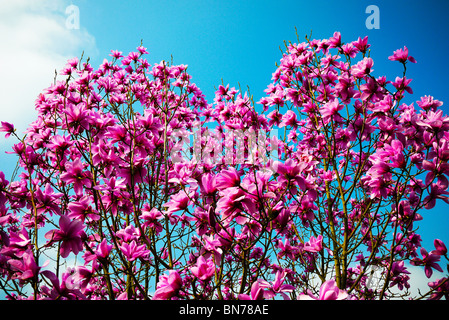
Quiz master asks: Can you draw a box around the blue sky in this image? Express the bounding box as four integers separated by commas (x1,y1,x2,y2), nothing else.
74,0,449,109
0,0,448,288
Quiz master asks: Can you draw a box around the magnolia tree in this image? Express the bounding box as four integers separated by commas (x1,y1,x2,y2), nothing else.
0,32,448,300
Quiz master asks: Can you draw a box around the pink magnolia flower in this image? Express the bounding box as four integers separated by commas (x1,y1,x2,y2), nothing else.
110,49,123,59
0,121,15,138
272,158,306,190
238,280,266,300
199,173,217,195
428,277,449,300
45,215,85,258
279,110,298,128
215,167,240,190
60,158,92,196
95,238,113,260
153,270,183,300
116,224,140,243
119,240,149,261
67,195,100,222
298,279,348,300
341,43,358,58
416,95,443,111
388,46,417,63
274,207,291,230
201,234,223,264
46,134,73,156
216,227,235,249
415,109,449,130
8,249,45,282
267,109,283,126
190,255,215,281
392,76,413,94
411,247,443,278
118,157,148,185
141,205,164,233
277,238,298,260
216,187,256,225
352,36,370,54
163,190,193,214
303,235,323,253
328,31,342,48
4,227,31,255
423,176,449,209
320,99,344,119
262,270,296,300
92,177,127,197
433,239,447,256
351,57,374,78
389,260,411,291
136,45,148,55
63,103,90,133
41,269,86,300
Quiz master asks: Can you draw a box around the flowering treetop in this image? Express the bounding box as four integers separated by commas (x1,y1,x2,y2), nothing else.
0,31,448,300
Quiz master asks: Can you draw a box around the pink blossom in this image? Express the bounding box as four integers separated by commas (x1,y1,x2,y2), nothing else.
190,256,215,281
40,269,86,300
272,159,306,190
8,250,43,282
328,31,342,48
267,109,283,126
163,190,193,214
352,36,370,54
423,176,449,209
153,270,183,300
119,240,149,261
392,76,413,94
67,195,99,221
428,277,449,300
95,238,112,260
238,280,266,300
216,187,256,225
433,239,447,256
110,50,123,59
5,227,31,255
298,279,348,300
116,224,140,243
199,173,217,195
389,261,411,291
303,235,323,253
215,167,241,190
45,215,85,258
411,247,443,278
60,158,92,196
388,46,417,63
0,121,15,138
320,99,344,119
415,109,449,130
351,57,374,78
263,270,295,300
201,234,223,264
416,95,443,111
277,238,298,260
279,110,298,128
141,205,164,233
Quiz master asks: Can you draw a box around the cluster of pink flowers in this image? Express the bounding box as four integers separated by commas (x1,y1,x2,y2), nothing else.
0,32,448,300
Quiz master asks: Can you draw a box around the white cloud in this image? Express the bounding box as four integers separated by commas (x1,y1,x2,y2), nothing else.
0,0,97,178
0,0,97,135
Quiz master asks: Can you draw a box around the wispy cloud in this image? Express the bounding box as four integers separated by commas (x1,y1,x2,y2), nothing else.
0,0,97,133
0,0,97,176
